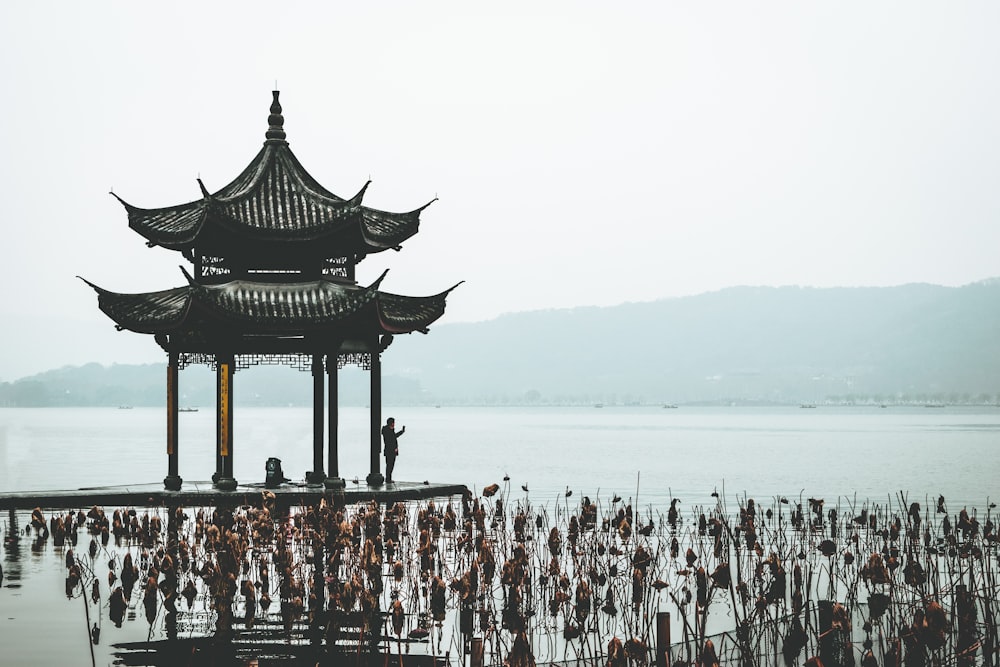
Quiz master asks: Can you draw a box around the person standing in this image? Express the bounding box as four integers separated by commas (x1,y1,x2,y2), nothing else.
381,417,405,483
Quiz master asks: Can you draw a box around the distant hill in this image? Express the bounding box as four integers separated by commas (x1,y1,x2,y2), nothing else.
3,282,999,406
0,364,417,408
387,281,1000,405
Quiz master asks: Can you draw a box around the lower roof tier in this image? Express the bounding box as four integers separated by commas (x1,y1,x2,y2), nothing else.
81,273,461,339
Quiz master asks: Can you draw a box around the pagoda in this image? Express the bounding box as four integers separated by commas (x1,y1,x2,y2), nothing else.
83,91,460,491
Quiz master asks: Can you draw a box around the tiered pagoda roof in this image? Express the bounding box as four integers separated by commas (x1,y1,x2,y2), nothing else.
85,91,459,351
82,272,458,338
112,91,434,261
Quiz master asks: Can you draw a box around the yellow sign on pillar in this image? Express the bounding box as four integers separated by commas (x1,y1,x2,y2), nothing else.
220,362,230,457
167,367,175,456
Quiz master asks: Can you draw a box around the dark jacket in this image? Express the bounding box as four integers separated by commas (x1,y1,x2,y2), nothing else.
381,424,404,457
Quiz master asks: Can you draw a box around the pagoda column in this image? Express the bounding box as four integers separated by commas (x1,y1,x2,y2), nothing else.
215,354,238,490
324,353,345,489
213,357,222,483
366,348,384,486
164,352,182,491
306,354,326,485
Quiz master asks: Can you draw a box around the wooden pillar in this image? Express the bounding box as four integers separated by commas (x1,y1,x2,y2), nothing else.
656,612,671,667
470,638,484,667
306,354,326,485
163,352,182,490
324,353,345,489
956,584,977,667
365,350,384,486
215,354,237,490
213,358,222,483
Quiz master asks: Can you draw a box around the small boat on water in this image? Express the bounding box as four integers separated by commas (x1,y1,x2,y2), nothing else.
594,403,603,408
799,404,816,409
118,405,132,410
663,404,678,409
179,407,199,413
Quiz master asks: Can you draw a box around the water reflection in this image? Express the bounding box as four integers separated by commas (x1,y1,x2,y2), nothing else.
3,509,20,590
2,489,999,666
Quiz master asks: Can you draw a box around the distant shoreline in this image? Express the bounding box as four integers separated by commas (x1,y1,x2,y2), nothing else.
3,401,1000,409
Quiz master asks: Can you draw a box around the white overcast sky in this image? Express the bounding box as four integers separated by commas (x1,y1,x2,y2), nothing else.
1,2,999,380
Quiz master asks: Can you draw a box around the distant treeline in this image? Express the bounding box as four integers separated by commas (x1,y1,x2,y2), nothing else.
3,281,1000,407
0,364,423,408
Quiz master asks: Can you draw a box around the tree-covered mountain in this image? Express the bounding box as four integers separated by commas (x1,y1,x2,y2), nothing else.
3,282,998,406
386,281,1000,405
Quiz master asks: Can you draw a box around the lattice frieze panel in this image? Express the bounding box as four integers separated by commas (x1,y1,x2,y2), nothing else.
178,352,374,372
338,352,372,370
235,353,314,372
178,353,217,371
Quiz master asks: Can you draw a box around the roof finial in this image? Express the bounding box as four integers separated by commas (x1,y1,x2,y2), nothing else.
265,90,287,144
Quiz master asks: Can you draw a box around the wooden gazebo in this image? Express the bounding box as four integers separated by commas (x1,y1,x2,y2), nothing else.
83,91,460,491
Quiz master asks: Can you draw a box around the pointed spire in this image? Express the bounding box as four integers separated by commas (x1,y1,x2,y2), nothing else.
76,275,107,294
179,265,196,284
265,90,287,144
369,268,390,289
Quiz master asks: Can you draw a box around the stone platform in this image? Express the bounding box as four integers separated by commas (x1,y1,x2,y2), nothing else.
0,479,468,511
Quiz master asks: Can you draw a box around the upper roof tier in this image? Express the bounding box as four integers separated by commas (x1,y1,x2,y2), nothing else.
80,272,462,340
113,91,435,256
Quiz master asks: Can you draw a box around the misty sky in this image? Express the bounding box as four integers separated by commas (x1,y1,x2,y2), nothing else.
1,3,998,380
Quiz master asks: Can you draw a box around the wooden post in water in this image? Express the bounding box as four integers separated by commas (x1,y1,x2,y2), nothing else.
5,508,15,543
656,612,671,666
819,601,835,667
956,584,977,667
470,637,484,667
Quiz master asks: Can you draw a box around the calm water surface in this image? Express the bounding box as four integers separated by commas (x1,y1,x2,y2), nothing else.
1,405,997,506
1,406,998,665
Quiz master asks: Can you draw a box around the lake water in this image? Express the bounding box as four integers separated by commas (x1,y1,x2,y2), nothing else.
1,405,997,508
0,405,998,665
